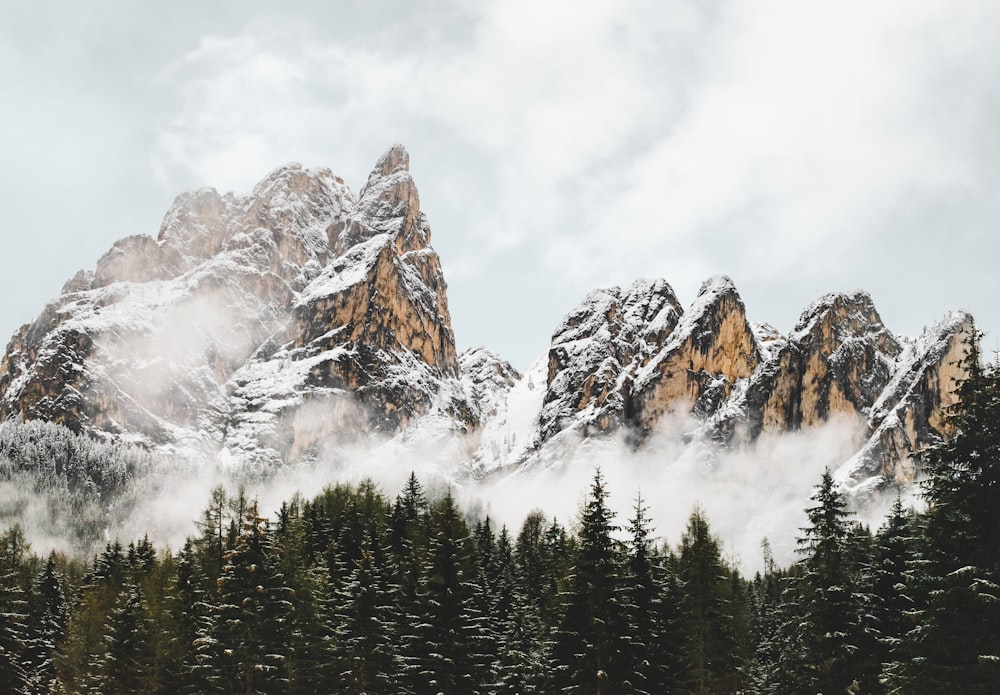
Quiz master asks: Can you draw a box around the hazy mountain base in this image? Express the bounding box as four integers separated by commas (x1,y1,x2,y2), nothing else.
0,410,906,572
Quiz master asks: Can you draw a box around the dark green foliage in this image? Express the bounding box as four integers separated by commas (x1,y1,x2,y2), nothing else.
0,526,30,695
202,500,293,694
788,469,867,693
102,584,154,694
1,375,999,695
23,552,67,693
551,468,627,694
884,332,1000,694
677,507,742,694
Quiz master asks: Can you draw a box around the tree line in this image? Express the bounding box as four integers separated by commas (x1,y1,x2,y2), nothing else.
0,338,997,694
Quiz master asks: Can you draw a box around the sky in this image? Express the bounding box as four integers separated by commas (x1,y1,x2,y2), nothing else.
2,0,999,370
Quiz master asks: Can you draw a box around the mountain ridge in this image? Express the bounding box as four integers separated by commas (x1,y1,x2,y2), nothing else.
0,146,974,492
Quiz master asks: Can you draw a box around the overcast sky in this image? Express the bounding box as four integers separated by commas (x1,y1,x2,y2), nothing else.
2,1,999,369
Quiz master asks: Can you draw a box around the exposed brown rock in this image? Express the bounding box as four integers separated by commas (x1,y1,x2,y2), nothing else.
632,276,761,429
539,278,683,441
761,291,901,432
847,312,973,485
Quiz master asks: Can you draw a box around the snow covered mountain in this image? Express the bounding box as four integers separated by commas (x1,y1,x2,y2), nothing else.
0,146,974,491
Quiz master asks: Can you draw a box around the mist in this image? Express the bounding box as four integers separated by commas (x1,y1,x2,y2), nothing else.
2,401,907,576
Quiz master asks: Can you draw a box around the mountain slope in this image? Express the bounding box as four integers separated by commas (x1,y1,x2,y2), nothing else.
0,146,474,464
0,146,975,491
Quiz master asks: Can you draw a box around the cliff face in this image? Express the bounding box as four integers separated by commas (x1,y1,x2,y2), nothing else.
0,147,470,462
0,146,975,488
475,276,973,489
539,279,683,441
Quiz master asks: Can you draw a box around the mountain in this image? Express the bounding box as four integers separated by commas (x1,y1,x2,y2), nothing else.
0,146,974,491
0,145,477,467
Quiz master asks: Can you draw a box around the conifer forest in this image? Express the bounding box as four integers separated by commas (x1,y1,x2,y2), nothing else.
1,343,999,694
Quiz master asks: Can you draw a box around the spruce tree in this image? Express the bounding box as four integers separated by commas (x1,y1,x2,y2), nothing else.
23,552,67,694
621,491,661,695
551,468,625,694
787,469,866,694
102,583,154,695
406,490,488,694
884,332,1000,693
676,507,738,695
203,500,294,694
0,526,29,695
331,535,398,695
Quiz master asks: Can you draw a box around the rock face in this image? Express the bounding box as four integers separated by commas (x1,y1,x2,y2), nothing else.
0,147,472,462
0,145,976,488
539,279,683,441
632,276,761,427
474,277,974,489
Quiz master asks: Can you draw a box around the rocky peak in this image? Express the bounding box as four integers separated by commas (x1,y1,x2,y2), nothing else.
367,143,410,178
840,311,974,487
335,144,426,256
633,275,761,427
459,347,521,420
156,187,235,264
539,278,683,441
0,146,467,461
756,290,903,432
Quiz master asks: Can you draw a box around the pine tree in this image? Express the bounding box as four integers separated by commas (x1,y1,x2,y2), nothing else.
676,507,738,695
389,472,429,694
551,468,625,694
102,583,154,695
202,500,294,694
621,491,661,695
331,533,398,695
172,538,213,694
884,332,1000,693
23,552,68,694
406,490,489,694
0,526,29,695
745,544,787,695
787,469,866,694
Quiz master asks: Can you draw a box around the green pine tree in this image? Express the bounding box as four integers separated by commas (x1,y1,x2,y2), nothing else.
551,468,626,694
883,331,1000,693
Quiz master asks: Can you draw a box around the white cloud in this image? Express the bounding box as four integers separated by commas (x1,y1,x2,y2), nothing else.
147,0,1000,353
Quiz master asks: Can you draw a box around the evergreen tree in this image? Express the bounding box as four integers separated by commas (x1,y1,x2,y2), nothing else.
0,526,29,695
551,468,626,694
201,500,294,694
621,491,661,695
23,552,67,694
406,490,490,694
884,332,1000,693
786,469,867,694
331,534,398,695
172,538,213,694
676,507,739,695
102,583,154,695
744,546,786,695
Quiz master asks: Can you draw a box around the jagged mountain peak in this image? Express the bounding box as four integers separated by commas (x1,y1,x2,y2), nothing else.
0,145,977,495
0,146,475,462
369,143,410,177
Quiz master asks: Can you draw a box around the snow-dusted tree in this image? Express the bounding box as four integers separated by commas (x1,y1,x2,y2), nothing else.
783,469,868,694
101,583,154,695
676,507,740,695
620,491,662,695
883,332,1000,693
0,526,29,695
550,468,626,694
405,490,490,694
200,501,293,694
331,535,399,695
23,552,68,694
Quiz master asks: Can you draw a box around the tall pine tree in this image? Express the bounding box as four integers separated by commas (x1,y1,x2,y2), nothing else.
884,331,1000,693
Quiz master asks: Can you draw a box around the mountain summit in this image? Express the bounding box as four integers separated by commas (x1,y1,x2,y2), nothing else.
0,147,974,490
